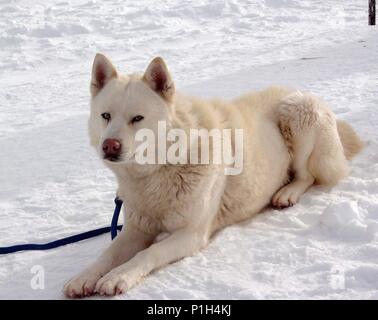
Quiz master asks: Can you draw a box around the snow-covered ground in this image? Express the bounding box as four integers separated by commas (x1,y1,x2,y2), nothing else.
0,0,377,299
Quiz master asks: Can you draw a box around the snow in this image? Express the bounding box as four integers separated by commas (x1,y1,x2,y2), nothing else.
319,201,372,242
0,0,377,299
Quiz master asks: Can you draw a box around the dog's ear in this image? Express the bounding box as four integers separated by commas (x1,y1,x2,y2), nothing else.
91,53,118,97
143,57,175,102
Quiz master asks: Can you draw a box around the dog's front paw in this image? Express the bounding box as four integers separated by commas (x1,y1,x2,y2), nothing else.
63,272,101,298
95,269,140,296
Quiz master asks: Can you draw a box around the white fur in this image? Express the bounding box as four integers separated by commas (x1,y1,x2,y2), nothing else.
63,55,363,297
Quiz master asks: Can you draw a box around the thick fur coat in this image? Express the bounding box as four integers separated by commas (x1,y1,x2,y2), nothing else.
64,55,363,297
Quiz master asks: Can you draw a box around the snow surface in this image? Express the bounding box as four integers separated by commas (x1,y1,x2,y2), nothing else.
0,0,377,299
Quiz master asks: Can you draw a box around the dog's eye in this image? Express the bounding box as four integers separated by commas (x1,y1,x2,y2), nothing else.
101,112,111,121
131,115,144,124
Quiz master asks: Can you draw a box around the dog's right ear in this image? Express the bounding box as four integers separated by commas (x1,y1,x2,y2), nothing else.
90,53,118,97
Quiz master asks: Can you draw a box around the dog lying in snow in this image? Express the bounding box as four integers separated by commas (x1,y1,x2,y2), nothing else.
64,54,363,297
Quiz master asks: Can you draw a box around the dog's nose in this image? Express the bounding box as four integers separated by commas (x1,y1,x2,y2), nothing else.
102,139,121,157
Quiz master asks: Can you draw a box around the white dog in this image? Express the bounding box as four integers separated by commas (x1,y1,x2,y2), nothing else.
64,54,363,297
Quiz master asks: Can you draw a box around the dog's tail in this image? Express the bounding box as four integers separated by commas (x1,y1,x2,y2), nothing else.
337,120,364,160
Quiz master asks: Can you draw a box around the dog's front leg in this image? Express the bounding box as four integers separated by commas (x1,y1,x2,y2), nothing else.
63,223,154,298
95,228,209,295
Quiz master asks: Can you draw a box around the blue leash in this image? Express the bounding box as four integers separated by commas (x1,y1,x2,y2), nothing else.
0,197,123,255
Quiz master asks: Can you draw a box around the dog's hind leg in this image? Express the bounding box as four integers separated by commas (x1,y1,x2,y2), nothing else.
272,91,350,208
272,131,315,208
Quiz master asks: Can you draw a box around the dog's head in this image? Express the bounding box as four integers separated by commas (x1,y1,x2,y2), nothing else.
88,54,175,166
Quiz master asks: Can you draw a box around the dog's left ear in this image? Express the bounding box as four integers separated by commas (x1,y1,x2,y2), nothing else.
143,57,175,102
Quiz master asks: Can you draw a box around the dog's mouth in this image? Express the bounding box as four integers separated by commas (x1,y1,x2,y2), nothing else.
103,153,136,164
103,154,121,162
